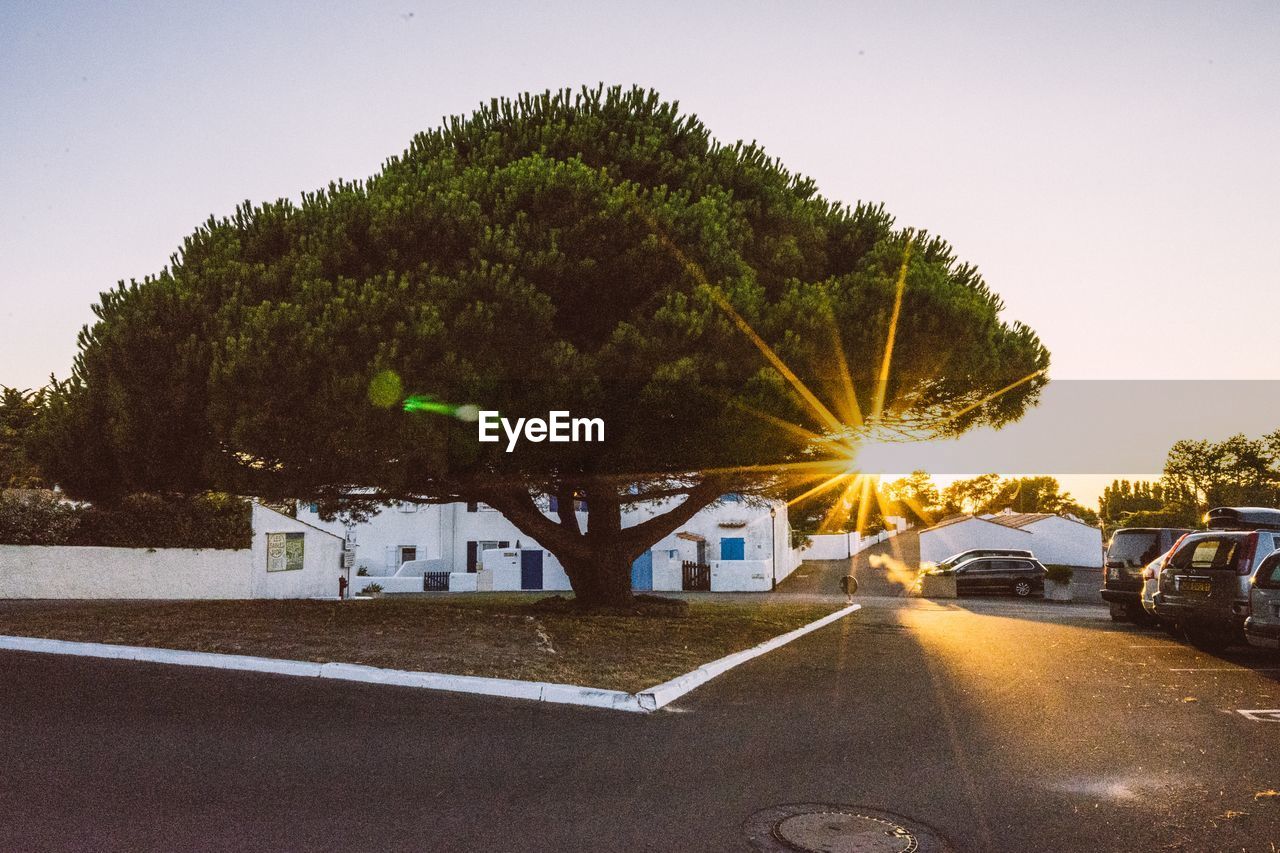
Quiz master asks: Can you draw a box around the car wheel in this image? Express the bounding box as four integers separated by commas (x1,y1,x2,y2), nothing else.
1013,580,1033,597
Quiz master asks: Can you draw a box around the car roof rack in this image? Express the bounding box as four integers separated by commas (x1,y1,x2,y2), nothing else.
1206,507,1280,532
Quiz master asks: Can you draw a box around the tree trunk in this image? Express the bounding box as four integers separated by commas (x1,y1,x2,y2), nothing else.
555,542,637,609
478,479,726,611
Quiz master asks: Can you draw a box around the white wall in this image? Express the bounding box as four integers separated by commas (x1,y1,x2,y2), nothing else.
918,518,1034,565
710,559,773,592
0,503,345,600
0,545,251,599
639,496,789,585
298,501,447,576
799,533,855,560
249,504,345,599
1022,517,1104,567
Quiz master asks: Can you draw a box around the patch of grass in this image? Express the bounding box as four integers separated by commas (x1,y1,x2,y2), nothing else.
0,596,841,693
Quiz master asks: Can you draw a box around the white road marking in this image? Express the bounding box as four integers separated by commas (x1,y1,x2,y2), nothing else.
1171,667,1280,672
1237,709,1280,722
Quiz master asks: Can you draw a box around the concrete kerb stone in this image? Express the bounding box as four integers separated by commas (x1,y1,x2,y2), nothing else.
0,602,862,714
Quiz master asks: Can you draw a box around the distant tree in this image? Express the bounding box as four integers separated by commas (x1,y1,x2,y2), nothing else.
882,470,941,526
940,474,1002,515
0,386,46,488
1099,478,1164,529
982,475,1069,515
33,86,1050,608
1162,433,1279,515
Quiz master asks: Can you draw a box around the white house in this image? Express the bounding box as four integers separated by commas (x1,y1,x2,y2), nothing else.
918,514,1034,565
299,494,800,594
983,510,1103,567
917,510,1103,568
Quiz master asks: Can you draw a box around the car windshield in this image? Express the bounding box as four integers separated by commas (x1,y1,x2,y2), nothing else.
1107,530,1161,567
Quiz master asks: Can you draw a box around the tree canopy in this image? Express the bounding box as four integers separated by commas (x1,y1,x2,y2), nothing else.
34,86,1050,605
1,387,46,489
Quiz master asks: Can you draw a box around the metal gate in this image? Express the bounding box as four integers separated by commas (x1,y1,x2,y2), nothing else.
423,571,450,591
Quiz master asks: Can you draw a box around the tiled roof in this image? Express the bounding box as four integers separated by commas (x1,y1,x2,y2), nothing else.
987,512,1055,529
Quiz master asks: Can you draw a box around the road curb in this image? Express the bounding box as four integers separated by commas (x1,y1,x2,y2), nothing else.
636,603,861,710
0,603,860,714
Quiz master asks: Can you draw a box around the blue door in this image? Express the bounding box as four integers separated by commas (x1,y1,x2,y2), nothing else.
631,551,654,591
720,538,746,560
520,550,543,590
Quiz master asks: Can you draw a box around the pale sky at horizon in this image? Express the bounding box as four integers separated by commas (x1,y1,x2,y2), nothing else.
3,2,1279,504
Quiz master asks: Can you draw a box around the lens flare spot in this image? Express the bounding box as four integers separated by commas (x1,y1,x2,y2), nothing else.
368,370,403,409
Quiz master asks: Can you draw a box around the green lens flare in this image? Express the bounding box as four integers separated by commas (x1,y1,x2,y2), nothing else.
403,394,456,416
402,396,482,422
368,370,403,409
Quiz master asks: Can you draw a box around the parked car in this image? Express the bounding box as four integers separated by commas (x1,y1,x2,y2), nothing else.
1140,547,1180,627
928,548,1035,572
1102,527,1192,622
1153,507,1280,650
926,555,1047,597
1246,550,1280,649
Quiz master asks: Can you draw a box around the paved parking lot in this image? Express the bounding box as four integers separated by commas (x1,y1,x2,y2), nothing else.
2,595,1278,851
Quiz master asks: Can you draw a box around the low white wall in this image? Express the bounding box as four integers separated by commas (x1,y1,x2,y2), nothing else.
710,559,773,592
651,550,682,592
851,527,900,555
0,545,251,599
395,558,451,577
0,502,346,600
353,576,424,595
448,572,478,592
798,533,854,560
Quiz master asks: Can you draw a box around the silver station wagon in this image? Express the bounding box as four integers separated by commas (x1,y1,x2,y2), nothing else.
1153,507,1280,650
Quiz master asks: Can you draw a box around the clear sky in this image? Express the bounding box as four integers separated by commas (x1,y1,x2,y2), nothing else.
2,2,1278,503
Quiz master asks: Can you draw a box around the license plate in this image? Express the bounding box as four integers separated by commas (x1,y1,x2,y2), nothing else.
1177,578,1211,594
1108,568,1120,580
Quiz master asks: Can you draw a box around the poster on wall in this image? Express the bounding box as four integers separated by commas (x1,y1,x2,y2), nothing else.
266,532,305,572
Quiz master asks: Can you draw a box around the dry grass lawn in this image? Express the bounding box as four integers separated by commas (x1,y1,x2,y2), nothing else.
0,595,840,692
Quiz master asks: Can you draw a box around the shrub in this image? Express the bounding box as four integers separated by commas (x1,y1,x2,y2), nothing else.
0,490,80,544
356,567,369,576
1044,565,1075,584
0,491,251,549
360,583,384,595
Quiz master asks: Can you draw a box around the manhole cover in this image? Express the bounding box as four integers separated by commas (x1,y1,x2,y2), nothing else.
745,804,952,853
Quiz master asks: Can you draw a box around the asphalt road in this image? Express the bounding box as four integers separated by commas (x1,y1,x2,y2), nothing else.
3,598,1280,852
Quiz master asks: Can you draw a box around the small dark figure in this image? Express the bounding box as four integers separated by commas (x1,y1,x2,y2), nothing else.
338,575,349,600
840,574,858,604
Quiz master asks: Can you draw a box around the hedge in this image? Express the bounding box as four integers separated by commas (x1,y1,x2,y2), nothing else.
0,491,251,550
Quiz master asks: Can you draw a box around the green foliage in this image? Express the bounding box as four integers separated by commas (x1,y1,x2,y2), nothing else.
1117,507,1201,531
0,490,80,544
1044,564,1074,584
34,86,1050,602
1161,432,1280,513
359,583,384,595
939,474,1002,515
0,387,47,488
0,492,250,549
